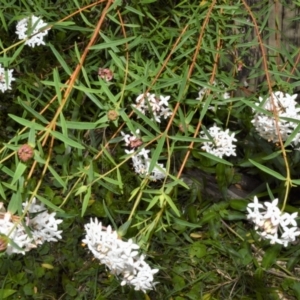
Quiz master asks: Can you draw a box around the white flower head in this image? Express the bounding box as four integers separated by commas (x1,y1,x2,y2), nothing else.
252,91,300,146
83,218,158,293
199,124,237,158
0,65,15,93
0,198,62,255
247,196,300,247
16,15,50,47
196,81,230,102
121,129,142,148
133,92,172,122
125,150,166,181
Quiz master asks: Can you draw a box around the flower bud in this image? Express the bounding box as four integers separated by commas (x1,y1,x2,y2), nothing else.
107,110,119,121
18,144,34,162
98,68,113,81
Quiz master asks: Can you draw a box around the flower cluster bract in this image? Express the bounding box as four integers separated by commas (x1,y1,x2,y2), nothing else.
199,124,237,158
16,15,50,47
0,198,62,255
83,218,159,293
247,197,300,247
252,91,300,145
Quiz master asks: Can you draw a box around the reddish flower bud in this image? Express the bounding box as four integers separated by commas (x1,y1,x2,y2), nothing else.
98,68,113,81
18,144,34,162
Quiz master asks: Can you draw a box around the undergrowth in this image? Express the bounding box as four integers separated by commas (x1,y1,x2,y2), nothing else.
1,0,300,299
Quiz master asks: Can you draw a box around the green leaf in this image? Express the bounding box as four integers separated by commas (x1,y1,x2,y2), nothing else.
118,219,132,237
35,194,64,212
56,121,97,130
48,43,72,75
50,130,85,149
131,106,161,133
146,195,160,211
249,159,286,180
0,289,17,299
12,162,27,186
81,186,91,217
148,133,166,174
109,50,126,71
199,152,233,166
172,217,201,228
90,36,135,50
262,245,281,268
75,185,88,196
189,241,207,258
165,193,180,217
229,199,248,211
48,165,67,189
53,68,62,104
7,192,22,214
102,200,117,229
292,179,300,185
8,114,45,130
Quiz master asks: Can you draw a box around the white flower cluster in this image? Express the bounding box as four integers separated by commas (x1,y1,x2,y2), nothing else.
16,15,50,47
199,124,237,158
247,197,300,247
121,130,167,181
252,91,300,145
0,64,15,93
83,218,159,293
0,198,62,255
132,93,172,123
196,81,230,102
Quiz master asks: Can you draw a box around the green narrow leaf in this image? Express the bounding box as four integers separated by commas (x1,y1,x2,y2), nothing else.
165,194,180,217
146,195,160,211
169,135,204,142
108,50,125,70
50,130,85,149
90,36,135,50
48,43,72,75
102,200,117,229
11,44,25,64
249,159,285,181
148,133,166,174
11,162,27,186
199,152,232,167
284,121,300,148
7,192,22,214
81,65,91,88
172,217,201,228
119,110,136,133
59,112,68,149
28,126,36,147
99,79,118,104
117,219,132,237
53,68,62,104
8,114,45,130
47,165,67,189
0,182,6,200
292,179,300,185
35,194,64,212
125,5,145,16
81,186,91,217
261,245,281,268
58,121,96,130
103,176,120,186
